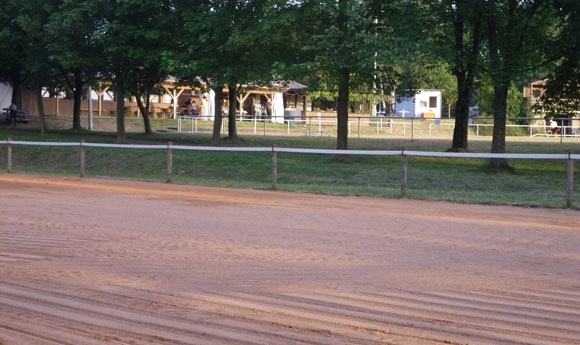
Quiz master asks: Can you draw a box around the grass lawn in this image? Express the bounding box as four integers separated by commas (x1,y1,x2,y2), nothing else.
1,116,578,209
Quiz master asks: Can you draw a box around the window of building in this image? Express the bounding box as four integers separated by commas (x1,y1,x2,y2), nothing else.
429,96,437,108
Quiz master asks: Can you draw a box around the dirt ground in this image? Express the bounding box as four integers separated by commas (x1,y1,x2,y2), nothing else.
1,174,579,345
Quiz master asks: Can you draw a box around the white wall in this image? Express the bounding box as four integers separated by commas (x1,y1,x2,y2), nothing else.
395,98,416,117
0,83,13,110
414,90,442,118
272,93,285,123
395,90,442,118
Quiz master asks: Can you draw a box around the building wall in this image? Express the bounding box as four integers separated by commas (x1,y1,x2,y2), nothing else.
0,83,13,110
395,90,442,118
20,88,172,118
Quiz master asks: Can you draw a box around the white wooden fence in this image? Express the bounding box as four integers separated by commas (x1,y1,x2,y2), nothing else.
1,139,578,208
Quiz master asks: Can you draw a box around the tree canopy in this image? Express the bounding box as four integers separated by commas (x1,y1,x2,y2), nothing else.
0,0,576,150
537,0,580,118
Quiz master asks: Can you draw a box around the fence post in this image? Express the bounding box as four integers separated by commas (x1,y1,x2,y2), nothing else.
263,118,267,136
7,138,13,173
401,148,408,198
566,152,575,208
271,144,278,190
167,141,173,183
80,140,86,177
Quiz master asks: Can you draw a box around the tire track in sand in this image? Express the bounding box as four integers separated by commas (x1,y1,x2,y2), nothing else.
1,280,579,345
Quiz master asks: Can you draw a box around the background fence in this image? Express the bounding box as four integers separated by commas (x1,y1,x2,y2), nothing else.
172,115,580,140
33,115,580,141
1,139,577,208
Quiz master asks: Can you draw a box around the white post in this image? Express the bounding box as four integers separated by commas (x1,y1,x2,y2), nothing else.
88,86,93,130
566,152,575,208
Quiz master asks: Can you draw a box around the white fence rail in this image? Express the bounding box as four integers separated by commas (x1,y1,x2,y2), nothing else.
1,140,578,208
172,116,580,140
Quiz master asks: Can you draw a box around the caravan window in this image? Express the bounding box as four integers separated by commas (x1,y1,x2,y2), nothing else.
429,96,437,108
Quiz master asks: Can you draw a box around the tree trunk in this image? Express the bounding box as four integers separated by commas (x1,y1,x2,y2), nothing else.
451,73,472,151
72,75,83,131
212,86,224,144
227,85,238,140
336,67,350,150
486,9,510,170
450,1,483,151
335,0,349,151
490,85,509,169
136,96,152,134
143,112,152,135
116,85,126,143
33,81,47,137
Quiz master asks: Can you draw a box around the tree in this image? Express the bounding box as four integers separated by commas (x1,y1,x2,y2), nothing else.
297,0,389,150
44,0,105,131
483,0,557,169
442,83,459,118
428,65,458,118
0,0,26,107
379,0,485,151
431,0,485,151
0,1,23,85
177,0,241,143
123,2,177,135
1,0,61,136
93,1,127,142
537,0,580,119
94,0,177,141
540,68,580,119
178,0,288,143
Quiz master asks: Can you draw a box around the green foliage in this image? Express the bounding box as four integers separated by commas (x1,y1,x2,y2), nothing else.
507,84,524,118
416,0,487,150
474,76,493,117
538,0,580,117
0,0,56,84
542,1,580,116
0,1,26,83
482,0,562,155
0,0,576,150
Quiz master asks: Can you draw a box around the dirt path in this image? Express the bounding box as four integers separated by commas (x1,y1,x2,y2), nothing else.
1,174,579,345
